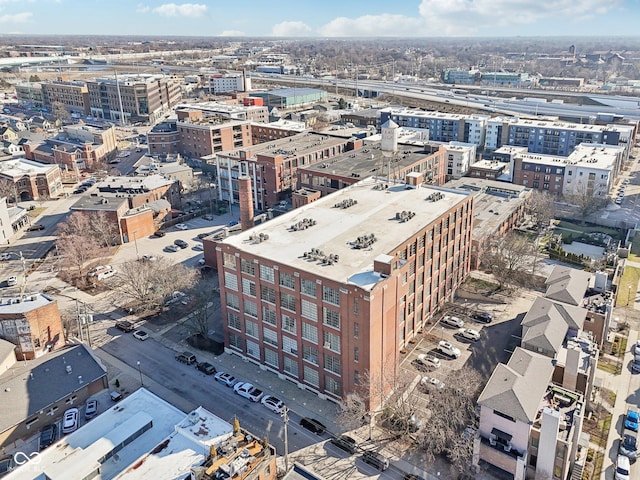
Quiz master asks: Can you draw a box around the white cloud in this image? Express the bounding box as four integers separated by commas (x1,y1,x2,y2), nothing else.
152,3,207,18
271,21,311,37
136,4,150,13
0,12,32,23
219,30,244,37
317,0,622,36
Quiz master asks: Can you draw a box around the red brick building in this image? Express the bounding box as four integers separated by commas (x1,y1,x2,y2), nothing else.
0,158,63,202
213,177,473,407
0,294,64,360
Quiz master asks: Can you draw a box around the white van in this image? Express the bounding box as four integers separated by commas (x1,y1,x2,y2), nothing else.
615,454,630,480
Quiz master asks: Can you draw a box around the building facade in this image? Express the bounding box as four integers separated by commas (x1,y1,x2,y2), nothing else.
0,159,63,201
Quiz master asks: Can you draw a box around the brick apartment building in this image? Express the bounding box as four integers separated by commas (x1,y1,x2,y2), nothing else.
212,176,473,406
41,80,91,117
0,158,63,202
0,293,65,361
214,132,362,210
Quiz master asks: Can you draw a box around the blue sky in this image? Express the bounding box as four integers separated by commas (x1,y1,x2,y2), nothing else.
0,0,637,37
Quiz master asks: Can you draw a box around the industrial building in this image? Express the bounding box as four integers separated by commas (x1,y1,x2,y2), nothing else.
250,88,327,109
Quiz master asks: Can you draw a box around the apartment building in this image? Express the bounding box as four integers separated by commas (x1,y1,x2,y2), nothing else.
0,158,63,201
86,74,182,123
41,80,90,116
176,102,269,123
213,177,473,406
443,141,477,179
14,82,45,109
206,72,246,93
251,119,307,144
214,132,359,210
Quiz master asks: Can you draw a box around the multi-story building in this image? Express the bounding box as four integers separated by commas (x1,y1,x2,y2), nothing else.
206,73,247,94
562,143,624,198
0,158,63,201
214,132,360,210
442,69,478,84
176,102,269,124
212,176,473,406
250,88,327,109
86,74,182,124
0,293,65,360
443,141,477,179
14,82,45,109
251,119,307,144
41,80,90,116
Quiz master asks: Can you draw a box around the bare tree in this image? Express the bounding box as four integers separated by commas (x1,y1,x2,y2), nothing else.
88,211,120,247
525,190,556,229
481,232,534,289
182,282,218,336
108,258,198,313
564,183,607,225
50,101,71,124
0,180,19,204
56,233,101,282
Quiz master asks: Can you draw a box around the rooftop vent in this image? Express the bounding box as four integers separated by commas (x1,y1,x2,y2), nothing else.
334,198,357,209
290,218,317,231
352,233,377,250
395,211,416,222
426,192,444,202
249,232,270,244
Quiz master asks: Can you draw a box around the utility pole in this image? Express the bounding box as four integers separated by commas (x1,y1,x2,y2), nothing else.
282,406,290,473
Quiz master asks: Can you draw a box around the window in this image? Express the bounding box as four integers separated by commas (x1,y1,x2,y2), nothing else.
283,336,298,355
242,278,256,297
224,271,238,291
303,365,319,387
246,339,259,359
259,265,274,283
245,320,258,338
354,371,360,385
227,312,241,330
324,376,341,396
322,285,340,306
262,306,276,326
282,314,296,333
323,307,340,330
354,346,359,362
223,252,236,269
260,285,276,304
283,357,298,377
323,331,340,353
324,355,341,375
354,322,359,338
279,271,295,289
302,323,318,343
301,298,318,321
353,297,359,314
301,279,316,297
244,300,257,318
264,348,279,368
263,328,278,347
229,333,242,349
303,344,318,364
226,293,239,310
240,259,254,276
280,292,297,312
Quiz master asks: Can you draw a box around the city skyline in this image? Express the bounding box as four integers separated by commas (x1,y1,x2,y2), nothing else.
0,0,637,38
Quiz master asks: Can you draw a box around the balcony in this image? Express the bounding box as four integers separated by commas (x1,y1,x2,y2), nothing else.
479,434,525,477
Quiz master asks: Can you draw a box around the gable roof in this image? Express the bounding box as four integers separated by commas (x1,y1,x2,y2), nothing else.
521,297,586,355
477,347,554,423
544,265,591,306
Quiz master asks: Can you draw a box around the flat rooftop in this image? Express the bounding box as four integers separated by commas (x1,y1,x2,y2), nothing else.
0,292,54,314
0,158,56,178
567,143,624,169
222,176,470,290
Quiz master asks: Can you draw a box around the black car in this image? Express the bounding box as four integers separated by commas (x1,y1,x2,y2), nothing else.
196,362,217,375
330,435,358,454
619,432,638,460
115,320,135,332
471,311,493,323
153,230,166,238
174,239,188,249
26,224,45,231
39,424,57,450
300,417,327,434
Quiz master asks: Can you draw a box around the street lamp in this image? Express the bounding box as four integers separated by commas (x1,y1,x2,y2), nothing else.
132,230,139,259
137,361,143,387
628,285,632,307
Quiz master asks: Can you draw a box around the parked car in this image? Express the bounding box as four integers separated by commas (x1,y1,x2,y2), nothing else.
300,417,326,434
619,432,637,460
416,353,441,369
84,399,98,419
6,276,17,287
196,361,216,375
193,244,204,251
197,232,212,239
214,371,238,387
175,223,188,230
0,253,11,261
61,408,79,434
174,239,188,249
175,351,197,365
140,254,157,262
203,214,214,220
39,424,58,450
133,330,149,341
361,451,389,471
458,328,480,341
471,311,493,323
26,224,45,231
165,244,180,252
625,409,639,432
330,435,358,454
153,230,166,238
615,454,631,480
115,320,135,332
441,315,464,328
233,382,264,402
227,220,239,227
437,340,461,358
420,376,445,390
110,391,123,402
261,395,285,414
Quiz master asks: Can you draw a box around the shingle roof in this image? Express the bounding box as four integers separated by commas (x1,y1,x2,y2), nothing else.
521,297,586,355
477,347,554,423
544,265,591,306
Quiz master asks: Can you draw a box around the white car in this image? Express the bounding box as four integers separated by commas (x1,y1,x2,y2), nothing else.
175,223,188,230
441,315,464,328
458,328,480,341
61,408,79,434
214,371,238,387
6,276,17,287
261,395,285,414
438,340,461,358
193,244,204,251
133,330,149,341
233,382,264,402
0,253,11,261
416,353,441,369
420,376,445,390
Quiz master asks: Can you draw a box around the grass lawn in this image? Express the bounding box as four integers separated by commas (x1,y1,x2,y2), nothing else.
617,265,640,307
554,220,621,238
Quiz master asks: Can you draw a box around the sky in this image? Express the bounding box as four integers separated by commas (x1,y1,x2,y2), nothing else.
0,0,638,37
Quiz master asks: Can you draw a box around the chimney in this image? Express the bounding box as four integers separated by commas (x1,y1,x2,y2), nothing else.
238,176,254,231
